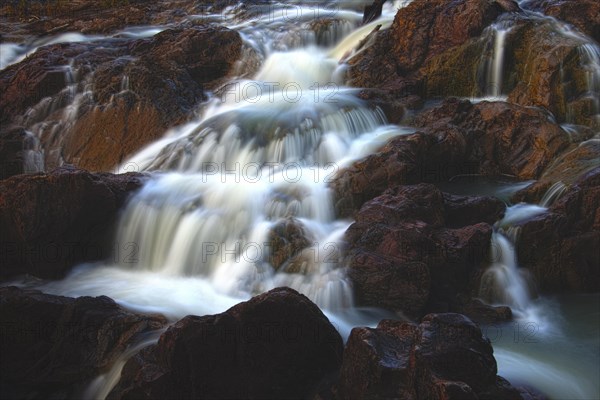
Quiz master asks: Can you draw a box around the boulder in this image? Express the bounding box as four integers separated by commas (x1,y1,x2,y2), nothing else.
108,287,343,400
515,167,600,292
332,99,570,215
337,314,538,400
0,286,166,399
348,0,511,88
0,166,146,279
344,184,501,318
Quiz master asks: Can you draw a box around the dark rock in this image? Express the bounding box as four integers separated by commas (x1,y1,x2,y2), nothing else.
443,193,506,228
0,126,42,180
108,287,343,400
345,184,498,318
0,166,146,279
362,0,387,25
337,314,534,400
455,297,513,324
0,286,166,399
516,167,600,292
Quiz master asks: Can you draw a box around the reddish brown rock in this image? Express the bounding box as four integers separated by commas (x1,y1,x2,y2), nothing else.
0,166,146,279
521,0,600,42
267,218,313,270
516,167,600,292
0,286,166,399
0,25,245,171
345,184,499,318
108,287,343,400
337,314,537,400
348,0,510,88
332,99,569,216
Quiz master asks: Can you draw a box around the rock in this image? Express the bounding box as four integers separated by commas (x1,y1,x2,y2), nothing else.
455,297,513,324
0,0,198,36
521,0,600,42
0,25,246,171
414,99,571,180
443,193,506,228
0,166,146,279
337,314,534,400
512,138,599,204
516,167,600,292
345,184,498,318
0,286,166,399
332,99,569,216
267,218,313,271
362,0,387,25
348,0,507,88
108,287,343,400
505,19,598,128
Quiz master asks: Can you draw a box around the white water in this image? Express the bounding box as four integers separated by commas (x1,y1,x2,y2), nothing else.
486,25,510,97
4,1,599,399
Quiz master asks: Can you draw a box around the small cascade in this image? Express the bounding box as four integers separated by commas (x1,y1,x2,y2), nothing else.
539,181,567,207
479,22,512,99
480,203,547,314
576,43,600,124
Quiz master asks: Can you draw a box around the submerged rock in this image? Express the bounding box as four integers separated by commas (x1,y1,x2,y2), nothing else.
0,286,166,399
0,166,146,279
108,287,343,399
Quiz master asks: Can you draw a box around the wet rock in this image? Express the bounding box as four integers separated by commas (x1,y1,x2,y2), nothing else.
362,0,387,25
512,138,599,204
108,287,343,400
0,126,42,180
345,184,497,318
0,25,245,171
455,297,513,324
0,166,146,279
348,0,507,88
332,99,569,215
337,314,533,400
521,0,600,42
0,0,198,36
267,218,313,270
505,19,599,128
0,286,166,399
516,167,600,292
414,99,571,180
443,193,506,228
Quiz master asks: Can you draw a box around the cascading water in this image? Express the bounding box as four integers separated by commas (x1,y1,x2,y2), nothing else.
6,1,599,399
483,23,510,98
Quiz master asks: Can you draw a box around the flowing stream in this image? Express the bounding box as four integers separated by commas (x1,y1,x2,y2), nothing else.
4,1,599,399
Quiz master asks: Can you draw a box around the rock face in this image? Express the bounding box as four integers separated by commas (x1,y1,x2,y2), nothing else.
0,126,43,180
516,167,600,292
0,166,145,279
0,286,166,399
344,184,505,319
108,287,344,400
348,0,509,88
332,99,570,215
0,25,247,171
337,314,536,400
